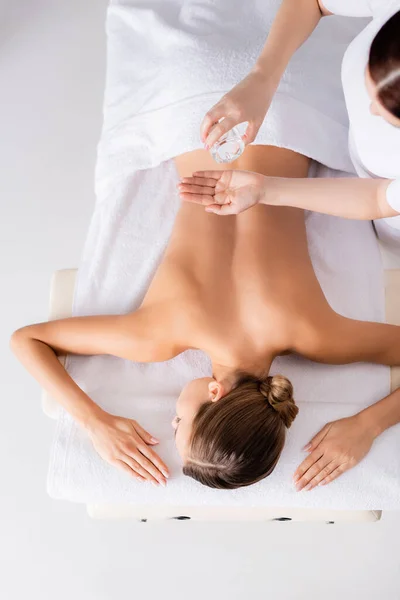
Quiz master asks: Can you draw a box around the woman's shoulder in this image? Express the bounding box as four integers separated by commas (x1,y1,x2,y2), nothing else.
289,309,344,363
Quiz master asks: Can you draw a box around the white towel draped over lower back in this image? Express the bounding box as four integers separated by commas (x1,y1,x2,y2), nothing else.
97,0,368,182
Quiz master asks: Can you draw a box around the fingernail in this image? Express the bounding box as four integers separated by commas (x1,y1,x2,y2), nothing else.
160,481,166,488
204,144,209,150
162,470,169,478
151,437,159,443
304,443,311,451
151,481,159,487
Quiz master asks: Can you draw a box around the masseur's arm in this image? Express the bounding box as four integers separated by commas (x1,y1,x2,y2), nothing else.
10,314,172,484
202,0,327,148
260,176,399,220
179,171,400,220
293,319,400,491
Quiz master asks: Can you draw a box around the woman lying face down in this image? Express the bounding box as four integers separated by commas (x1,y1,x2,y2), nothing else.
173,373,298,489
11,145,400,492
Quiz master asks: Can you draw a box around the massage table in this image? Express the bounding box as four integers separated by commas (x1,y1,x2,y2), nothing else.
41,1,400,522
42,266,400,522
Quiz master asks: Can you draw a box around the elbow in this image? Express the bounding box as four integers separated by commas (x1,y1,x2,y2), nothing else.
10,327,31,355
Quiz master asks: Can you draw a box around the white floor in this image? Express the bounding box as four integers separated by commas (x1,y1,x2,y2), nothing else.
1,2,400,600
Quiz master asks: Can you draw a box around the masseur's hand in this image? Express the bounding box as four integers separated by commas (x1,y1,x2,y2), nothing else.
201,69,274,149
87,412,169,486
293,415,375,492
178,170,265,215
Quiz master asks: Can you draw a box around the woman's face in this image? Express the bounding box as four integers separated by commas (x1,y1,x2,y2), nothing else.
172,377,223,460
365,68,400,128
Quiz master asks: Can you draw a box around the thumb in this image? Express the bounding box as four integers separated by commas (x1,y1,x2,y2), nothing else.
303,423,331,452
205,203,235,216
133,421,159,445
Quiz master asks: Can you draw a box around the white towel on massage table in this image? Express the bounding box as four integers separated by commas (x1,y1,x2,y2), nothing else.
97,0,368,179
48,163,400,510
47,1,400,509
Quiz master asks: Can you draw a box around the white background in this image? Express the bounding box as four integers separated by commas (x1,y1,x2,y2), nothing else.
1,2,400,599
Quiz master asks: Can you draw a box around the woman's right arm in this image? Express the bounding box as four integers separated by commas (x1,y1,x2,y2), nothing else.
10,314,171,484
202,0,326,148
251,0,327,86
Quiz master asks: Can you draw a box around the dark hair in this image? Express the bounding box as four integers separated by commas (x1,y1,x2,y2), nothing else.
369,11,400,119
183,374,298,489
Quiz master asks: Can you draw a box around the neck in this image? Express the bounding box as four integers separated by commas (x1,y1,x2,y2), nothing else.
212,358,272,388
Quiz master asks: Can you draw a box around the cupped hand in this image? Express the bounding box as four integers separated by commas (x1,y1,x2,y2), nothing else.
178,169,265,215
201,69,274,149
293,415,375,491
87,413,169,486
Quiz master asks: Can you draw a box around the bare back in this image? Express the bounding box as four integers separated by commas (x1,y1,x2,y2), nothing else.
19,145,400,378
142,146,334,366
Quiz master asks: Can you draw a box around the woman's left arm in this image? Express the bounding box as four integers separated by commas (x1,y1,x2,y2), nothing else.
294,319,400,491
179,171,400,220
262,175,400,220
293,389,400,491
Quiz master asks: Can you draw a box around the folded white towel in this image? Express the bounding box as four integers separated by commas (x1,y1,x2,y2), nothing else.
47,0,400,509
97,0,368,179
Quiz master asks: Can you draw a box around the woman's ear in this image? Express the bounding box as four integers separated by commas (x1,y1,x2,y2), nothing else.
208,380,225,402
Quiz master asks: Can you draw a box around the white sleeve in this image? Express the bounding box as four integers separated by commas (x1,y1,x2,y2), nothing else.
320,0,399,17
386,179,400,214
320,0,374,16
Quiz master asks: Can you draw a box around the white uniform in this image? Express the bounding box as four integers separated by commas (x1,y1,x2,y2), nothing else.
322,0,400,236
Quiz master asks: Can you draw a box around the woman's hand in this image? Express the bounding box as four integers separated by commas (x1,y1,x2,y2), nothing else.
293,414,376,491
178,170,266,215
87,412,169,486
201,69,274,150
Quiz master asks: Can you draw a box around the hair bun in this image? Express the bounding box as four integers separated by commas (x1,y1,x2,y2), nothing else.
259,375,298,428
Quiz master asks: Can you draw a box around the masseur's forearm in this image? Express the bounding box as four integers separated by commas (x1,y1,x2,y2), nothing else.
253,0,323,86
261,176,397,220
358,388,400,440
10,332,104,428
